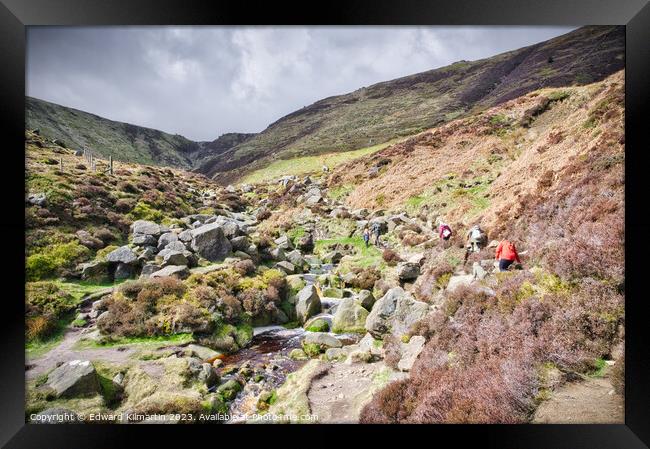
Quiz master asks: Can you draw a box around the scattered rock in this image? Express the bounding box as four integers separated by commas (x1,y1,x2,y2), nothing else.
105,246,138,265
397,336,426,372
357,290,375,311
43,360,100,398
397,262,420,282
332,298,369,334
303,332,342,348
295,285,322,324
190,223,232,262
149,265,190,279
131,220,162,237
365,287,429,338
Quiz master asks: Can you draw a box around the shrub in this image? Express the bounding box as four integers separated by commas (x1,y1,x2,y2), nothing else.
382,249,402,266
234,259,256,276
93,228,116,244
26,241,91,280
116,181,139,194
26,281,77,341
349,267,381,290
128,201,165,222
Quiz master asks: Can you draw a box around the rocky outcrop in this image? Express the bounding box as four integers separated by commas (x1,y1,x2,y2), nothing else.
332,298,369,334
365,287,430,338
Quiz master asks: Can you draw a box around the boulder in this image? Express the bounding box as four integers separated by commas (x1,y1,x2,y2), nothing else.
270,247,286,261
140,263,161,278
397,336,426,372
365,287,429,338
274,235,294,250
161,250,188,267
304,316,332,332
79,260,108,282
303,332,342,348
164,241,187,252
321,287,344,298
322,251,343,264
358,332,384,357
446,274,475,292
216,379,242,401
178,229,193,242
131,220,161,237
132,234,157,246
357,290,375,311
295,285,322,324
275,261,296,275
149,265,190,279
325,347,350,362
114,263,134,280
187,358,219,388
332,298,369,334
230,235,250,252
187,344,221,362
397,262,420,282
289,348,309,361
105,246,138,265
157,232,179,251
472,262,488,280
285,250,305,268
27,192,47,206
44,360,100,398
190,223,232,262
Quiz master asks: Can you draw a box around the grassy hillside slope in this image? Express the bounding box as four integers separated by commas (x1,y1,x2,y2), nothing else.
200,26,624,184
26,97,255,169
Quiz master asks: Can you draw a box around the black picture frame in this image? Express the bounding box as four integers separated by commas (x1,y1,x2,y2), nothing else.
1,0,648,447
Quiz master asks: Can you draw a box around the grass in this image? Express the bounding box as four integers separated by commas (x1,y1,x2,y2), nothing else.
73,333,194,350
239,141,396,184
588,358,608,378
51,279,124,301
314,236,383,269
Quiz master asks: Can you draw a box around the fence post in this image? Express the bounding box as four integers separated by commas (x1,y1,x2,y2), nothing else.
109,155,113,175
60,157,63,170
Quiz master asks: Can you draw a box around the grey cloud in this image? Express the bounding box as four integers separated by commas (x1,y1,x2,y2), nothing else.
27,26,575,141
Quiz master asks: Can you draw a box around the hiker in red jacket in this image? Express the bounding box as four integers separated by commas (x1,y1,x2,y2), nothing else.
495,240,521,272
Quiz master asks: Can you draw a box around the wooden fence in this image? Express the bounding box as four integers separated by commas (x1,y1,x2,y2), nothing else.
79,148,113,175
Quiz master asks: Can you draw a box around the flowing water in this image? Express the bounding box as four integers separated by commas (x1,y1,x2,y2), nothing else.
221,258,340,421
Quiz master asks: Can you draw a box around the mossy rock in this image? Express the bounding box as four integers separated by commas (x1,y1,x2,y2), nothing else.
305,318,330,333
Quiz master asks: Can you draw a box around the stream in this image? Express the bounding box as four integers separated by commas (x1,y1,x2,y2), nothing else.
219,257,356,421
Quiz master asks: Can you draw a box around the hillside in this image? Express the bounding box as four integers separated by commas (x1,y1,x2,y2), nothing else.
199,25,624,184
24,71,624,424
26,97,254,169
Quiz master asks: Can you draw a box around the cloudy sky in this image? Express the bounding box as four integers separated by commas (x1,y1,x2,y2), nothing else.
27,26,575,141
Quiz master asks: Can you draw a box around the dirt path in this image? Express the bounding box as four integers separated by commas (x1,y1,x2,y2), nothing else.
307,361,407,423
25,326,137,380
532,375,624,424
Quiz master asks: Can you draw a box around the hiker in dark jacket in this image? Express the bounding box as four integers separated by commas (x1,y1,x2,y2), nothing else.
371,222,382,247
363,226,371,248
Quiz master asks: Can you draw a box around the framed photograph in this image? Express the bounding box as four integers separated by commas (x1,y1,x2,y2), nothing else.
1,0,648,446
